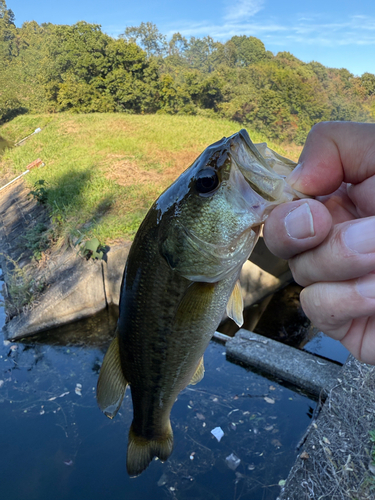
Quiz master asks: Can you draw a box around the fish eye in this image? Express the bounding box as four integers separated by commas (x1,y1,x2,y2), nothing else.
195,169,219,194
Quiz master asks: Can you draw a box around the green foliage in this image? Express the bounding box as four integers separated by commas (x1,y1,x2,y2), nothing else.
80,237,104,260
122,22,167,57
24,222,50,261
0,7,374,143
29,179,48,204
230,35,268,66
361,73,375,96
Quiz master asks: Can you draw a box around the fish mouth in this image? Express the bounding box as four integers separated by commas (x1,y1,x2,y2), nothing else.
228,129,297,206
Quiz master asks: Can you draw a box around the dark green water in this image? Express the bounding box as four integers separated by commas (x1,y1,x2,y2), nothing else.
0,306,316,500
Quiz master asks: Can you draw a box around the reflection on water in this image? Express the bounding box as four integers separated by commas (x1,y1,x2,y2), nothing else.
0,307,316,500
303,330,349,365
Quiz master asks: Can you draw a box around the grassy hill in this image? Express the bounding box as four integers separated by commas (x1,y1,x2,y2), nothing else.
0,113,300,255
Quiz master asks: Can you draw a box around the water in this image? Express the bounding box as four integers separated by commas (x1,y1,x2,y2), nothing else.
303,330,349,365
0,305,316,500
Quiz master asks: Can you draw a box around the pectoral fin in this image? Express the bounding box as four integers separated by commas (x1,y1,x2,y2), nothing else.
189,356,205,385
97,333,128,419
174,282,217,326
226,280,244,327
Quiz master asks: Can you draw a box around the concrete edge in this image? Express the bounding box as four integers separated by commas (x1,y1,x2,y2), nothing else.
224,329,342,397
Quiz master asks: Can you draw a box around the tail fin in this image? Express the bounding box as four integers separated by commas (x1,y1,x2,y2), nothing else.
126,421,173,477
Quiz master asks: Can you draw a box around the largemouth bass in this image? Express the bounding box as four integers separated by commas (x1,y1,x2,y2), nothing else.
97,129,302,476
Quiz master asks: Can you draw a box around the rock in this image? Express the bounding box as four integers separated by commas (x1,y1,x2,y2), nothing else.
102,243,131,306
3,243,132,340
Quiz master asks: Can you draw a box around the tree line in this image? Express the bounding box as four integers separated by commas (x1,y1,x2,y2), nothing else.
1,1,374,144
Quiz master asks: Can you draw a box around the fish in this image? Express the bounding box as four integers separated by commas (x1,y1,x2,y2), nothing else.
96,129,303,476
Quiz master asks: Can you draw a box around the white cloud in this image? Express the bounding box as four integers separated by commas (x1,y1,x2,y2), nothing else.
164,13,375,49
223,0,265,22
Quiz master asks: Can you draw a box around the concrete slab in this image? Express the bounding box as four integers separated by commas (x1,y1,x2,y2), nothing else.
226,329,342,397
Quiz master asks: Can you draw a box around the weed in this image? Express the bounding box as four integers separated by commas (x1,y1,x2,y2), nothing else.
24,222,51,261
76,237,104,260
29,179,48,204
0,253,43,317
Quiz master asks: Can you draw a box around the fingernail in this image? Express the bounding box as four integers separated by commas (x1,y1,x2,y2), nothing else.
286,163,303,188
357,273,375,299
344,218,375,254
285,203,315,239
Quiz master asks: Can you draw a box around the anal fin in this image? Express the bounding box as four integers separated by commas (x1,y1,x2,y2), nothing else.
226,280,244,327
189,356,205,385
97,333,128,419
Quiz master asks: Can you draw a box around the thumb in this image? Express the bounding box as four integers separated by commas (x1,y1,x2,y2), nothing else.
287,122,375,196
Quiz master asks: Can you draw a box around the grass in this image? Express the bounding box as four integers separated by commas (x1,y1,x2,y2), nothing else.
0,113,300,247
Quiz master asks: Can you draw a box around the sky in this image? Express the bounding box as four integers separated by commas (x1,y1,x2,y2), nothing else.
8,0,375,76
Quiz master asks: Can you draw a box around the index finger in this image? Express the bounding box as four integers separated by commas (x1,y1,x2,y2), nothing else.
287,122,375,196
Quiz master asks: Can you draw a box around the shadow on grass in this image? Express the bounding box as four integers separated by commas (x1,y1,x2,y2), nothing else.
0,106,28,126
37,167,116,242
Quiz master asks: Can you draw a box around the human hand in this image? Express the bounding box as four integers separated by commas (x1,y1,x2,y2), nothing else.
263,122,375,364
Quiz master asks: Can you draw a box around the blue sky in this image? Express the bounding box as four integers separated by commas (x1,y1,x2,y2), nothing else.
8,0,375,76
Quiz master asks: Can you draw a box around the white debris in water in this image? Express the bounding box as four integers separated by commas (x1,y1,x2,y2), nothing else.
226,453,241,470
75,383,82,396
0,380,4,389
211,426,224,442
48,391,69,401
3,340,10,346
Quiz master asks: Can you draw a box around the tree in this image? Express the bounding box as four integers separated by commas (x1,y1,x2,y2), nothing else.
0,0,16,59
230,36,268,67
121,22,167,57
168,32,188,56
361,72,375,96
184,36,222,73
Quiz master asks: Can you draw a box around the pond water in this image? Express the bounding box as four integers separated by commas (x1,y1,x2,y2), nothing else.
0,305,317,500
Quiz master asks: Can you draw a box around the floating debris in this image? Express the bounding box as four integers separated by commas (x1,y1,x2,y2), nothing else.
264,397,275,404
157,473,168,487
0,380,4,389
48,391,69,401
272,439,282,448
75,383,82,396
211,426,224,442
225,453,241,470
64,460,73,466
